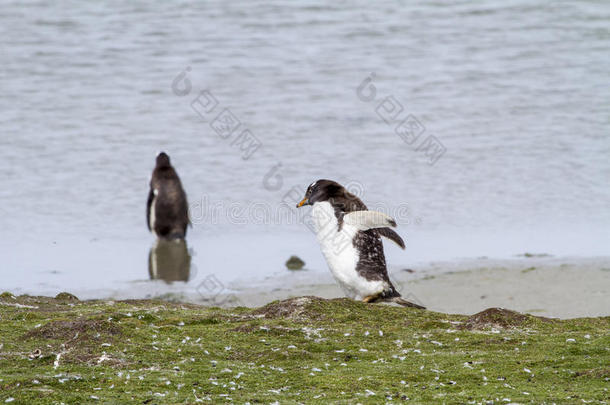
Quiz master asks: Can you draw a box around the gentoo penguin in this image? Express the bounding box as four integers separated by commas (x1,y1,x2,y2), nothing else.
296,179,424,309
147,152,190,239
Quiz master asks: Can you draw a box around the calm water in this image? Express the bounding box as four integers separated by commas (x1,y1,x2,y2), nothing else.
1,1,609,299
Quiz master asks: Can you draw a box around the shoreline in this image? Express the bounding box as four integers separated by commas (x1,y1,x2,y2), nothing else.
217,256,610,319
8,255,603,320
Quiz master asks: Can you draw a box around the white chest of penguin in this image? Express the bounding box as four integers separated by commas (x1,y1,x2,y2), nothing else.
310,201,385,299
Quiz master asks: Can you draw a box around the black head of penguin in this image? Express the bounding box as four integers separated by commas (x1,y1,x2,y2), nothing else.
155,152,171,169
296,179,364,212
152,152,181,182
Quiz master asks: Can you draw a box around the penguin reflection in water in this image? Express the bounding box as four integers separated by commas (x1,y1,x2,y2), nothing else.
147,152,191,283
296,179,424,309
149,238,191,282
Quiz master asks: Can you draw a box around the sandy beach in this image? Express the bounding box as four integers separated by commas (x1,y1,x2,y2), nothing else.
222,256,610,319
44,255,608,320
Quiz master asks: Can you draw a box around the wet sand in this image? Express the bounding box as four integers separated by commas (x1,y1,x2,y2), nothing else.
58,256,610,320
224,256,610,319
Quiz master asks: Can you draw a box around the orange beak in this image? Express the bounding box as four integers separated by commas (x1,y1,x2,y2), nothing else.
296,197,308,208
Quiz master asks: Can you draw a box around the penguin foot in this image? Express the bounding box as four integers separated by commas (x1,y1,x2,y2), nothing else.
362,294,379,303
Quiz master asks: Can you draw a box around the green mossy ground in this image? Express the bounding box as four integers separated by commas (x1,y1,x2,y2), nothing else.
0,292,608,404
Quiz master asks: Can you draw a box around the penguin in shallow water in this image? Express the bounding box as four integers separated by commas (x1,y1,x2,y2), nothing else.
296,179,424,309
147,152,190,240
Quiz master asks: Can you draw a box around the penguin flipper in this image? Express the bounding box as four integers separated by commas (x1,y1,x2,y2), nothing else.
377,228,405,249
343,210,397,231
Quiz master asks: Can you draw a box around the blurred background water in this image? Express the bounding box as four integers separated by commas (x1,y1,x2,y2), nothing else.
1,0,609,299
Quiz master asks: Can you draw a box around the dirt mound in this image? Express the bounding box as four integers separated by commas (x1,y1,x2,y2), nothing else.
54,292,79,301
25,319,121,341
251,296,324,320
231,324,257,333
574,368,610,379
460,308,531,330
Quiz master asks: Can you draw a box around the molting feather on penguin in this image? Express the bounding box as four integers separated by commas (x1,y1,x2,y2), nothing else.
296,179,424,309
147,152,190,240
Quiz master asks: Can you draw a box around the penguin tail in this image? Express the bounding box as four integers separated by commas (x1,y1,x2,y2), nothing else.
390,296,426,310
371,289,426,309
